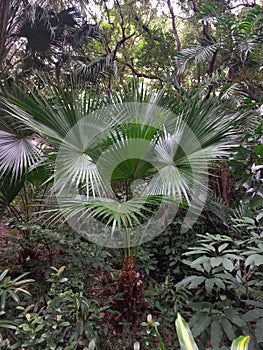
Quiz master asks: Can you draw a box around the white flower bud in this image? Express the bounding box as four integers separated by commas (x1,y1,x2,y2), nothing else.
133,341,140,350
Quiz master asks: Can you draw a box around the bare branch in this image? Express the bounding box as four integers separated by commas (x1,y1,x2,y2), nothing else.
112,33,135,60
123,62,164,82
167,0,181,52
229,0,256,10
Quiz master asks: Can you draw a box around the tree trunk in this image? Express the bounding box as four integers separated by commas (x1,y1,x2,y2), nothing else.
114,256,145,320
167,0,182,85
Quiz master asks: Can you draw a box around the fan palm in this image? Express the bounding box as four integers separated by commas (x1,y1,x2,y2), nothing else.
0,2,115,86
0,80,242,314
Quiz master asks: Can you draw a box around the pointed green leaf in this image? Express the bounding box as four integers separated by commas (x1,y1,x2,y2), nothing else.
175,313,199,350
210,320,223,348
255,318,263,343
221,317,236,341
245,254,263,267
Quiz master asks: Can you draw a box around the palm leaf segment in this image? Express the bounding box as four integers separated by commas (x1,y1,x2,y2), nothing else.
0,88,240,247
0,111,43,180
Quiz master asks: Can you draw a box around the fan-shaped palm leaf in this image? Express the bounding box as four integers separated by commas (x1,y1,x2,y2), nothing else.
0,114,43,180
0,83,243,244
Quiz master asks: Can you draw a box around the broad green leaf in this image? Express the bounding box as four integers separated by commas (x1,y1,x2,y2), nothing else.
190,256,209,266
218,243,229,253
190,312,211,337
255,318,263,343
189,276,206,289
224,308,244,327
244,308,263,322
205,278,215,294
256,212,263,222
214,277,225,290
184,249,212,256
245,254,263,267
221,257,234,272
210,320,223,348
175,313,199,350
176,276,205,289
221,317,236,341
210,257,222,268
201,243,216,252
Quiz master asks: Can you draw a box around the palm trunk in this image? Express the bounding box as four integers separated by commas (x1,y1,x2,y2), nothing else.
116,256,144,320
114,180,145,319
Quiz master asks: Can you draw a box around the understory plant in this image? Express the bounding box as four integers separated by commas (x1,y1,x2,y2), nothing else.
174,214,263,349
138,313,250,350
0,267,107,349
0,269,34,345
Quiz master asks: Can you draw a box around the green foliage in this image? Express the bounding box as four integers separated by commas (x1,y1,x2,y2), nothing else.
0,2,262,349
177,3,263,96
174,216,263,348
0,267,107,349
0,83,244,260
0,269,34,345
140,313,250,350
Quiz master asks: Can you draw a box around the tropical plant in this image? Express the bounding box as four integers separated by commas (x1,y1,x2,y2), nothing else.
0,1,116,89
139,313,250,350
177,3,263,91
174,233,245,348
0,269,34,311
0,269,34,344
174,211,263,348
0,80,245,317
0,266,107,349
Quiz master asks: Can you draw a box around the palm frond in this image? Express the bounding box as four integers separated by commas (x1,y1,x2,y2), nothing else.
72,55,117,82
0,116,44,180
69,23,100,47
14,3,55,52
178,97,242,151
46,195,168,245
176,43,220,74
2,79,104,138
13,4,99,53
1,82,245,241
219,83,246,102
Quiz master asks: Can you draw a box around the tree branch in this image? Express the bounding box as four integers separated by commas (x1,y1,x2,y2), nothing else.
123,62,164,82
167,0,181,52
229,1,256,10
112,32,135,60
